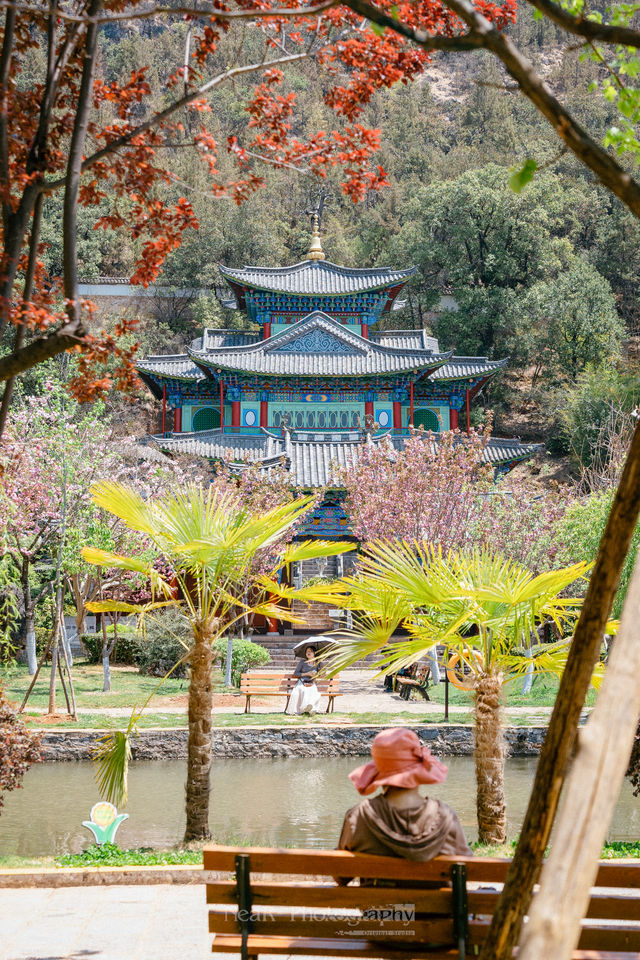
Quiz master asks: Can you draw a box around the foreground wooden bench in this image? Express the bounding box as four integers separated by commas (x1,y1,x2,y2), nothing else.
204,845,640,960
240,671,341,713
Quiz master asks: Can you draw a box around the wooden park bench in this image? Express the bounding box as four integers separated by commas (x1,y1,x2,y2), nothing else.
240,671,341,714
395,662,432,702
204,845,640,960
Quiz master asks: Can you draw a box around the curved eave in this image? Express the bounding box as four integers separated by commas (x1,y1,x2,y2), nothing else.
431,358,509,383
218,261,417,306
185,350,454,380
136,369,164,399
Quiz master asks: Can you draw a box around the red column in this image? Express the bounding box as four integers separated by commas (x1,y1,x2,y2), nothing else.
364,400,374,428
174,406,182,432
450,408,458,431
232,400,240,432
263,322,271,340
162,385,166,436
219,380,224,434
393,401,402,431
260,400,268,428
409,381,414,427
465,389,471,433
361,323,369,340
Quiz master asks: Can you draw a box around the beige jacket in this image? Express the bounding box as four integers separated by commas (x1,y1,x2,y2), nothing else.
338,793,472,861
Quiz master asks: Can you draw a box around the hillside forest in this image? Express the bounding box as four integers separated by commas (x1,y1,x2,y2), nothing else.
5,2,640,469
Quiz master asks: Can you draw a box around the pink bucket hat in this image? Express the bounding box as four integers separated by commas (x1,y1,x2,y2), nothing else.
349,728,448,796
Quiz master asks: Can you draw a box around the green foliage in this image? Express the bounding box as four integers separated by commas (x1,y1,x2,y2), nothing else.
0,556,20,662
509,158,538,193
325,544,588,679
557,491,640,618
56,843,203,867
136,609,192,679
388,166,623,379
81,628,141,665
471,838,640,859
518,258,622,379
94,728,133,808
549,368,640,464
214,636,271,686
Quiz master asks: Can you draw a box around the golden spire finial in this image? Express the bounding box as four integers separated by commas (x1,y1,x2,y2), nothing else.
306,213,326,261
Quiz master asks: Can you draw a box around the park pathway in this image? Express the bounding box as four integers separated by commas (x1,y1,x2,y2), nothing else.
0,885,218,960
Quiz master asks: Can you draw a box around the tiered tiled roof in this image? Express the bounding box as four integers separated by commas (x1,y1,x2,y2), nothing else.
153,429,542,487
136,324,506,394
219,261,416,296
189,313,452,379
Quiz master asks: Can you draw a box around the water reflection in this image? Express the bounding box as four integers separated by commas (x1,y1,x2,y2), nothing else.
1,756,638,857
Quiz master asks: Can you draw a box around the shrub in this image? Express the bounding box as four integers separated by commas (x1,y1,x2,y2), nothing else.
81,627,141,665
556,490,640,618
214,636,271,686
1,683,42,812
136,609,192,678
627,722,640,797
547,369,640,466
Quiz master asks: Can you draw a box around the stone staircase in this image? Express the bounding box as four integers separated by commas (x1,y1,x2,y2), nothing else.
255,635,299,670
253,634,383,671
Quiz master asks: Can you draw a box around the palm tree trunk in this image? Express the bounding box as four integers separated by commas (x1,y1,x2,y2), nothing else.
185,620,213,842
474,672,506,845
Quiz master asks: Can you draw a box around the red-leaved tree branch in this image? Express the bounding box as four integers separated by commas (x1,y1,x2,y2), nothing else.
0,0,517,426
3,0,639,434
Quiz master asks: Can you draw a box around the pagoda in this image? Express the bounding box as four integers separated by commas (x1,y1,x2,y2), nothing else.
137,219,540,537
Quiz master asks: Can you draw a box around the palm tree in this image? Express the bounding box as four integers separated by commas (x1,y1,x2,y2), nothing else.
311,542,589,845
82,480,352,842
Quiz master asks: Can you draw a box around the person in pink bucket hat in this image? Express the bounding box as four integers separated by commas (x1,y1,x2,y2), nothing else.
338,728,471,861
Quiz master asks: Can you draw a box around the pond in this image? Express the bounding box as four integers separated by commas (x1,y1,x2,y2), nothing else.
1,756,639,858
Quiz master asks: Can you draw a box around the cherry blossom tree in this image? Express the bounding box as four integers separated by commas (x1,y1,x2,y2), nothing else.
0,378,198,676
338,428,566,571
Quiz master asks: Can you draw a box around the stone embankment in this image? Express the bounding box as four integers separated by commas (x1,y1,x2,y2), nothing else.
40,725,546,761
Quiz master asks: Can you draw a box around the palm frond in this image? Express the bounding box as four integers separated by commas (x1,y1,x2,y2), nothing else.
81,547,153,574
278,539,356,566
92,726,135,807
91,482,158,536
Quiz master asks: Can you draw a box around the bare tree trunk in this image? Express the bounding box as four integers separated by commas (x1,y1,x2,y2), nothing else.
480,423,640,960
68,574,87,637
185,620,213,842
474,672,506,845
100,615,115,693
48,629,58,715
20,558,36,674
518,551,640,960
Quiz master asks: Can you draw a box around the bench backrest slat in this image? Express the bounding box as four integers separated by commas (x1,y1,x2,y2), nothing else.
205,846,640,960
209,910,455,943
203,845,640,889
206,880,453,912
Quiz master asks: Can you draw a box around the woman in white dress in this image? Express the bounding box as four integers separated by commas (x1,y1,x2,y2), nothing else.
288,645,323,715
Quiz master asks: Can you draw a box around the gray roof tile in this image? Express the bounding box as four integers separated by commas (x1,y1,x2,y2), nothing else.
371,330,440,352
189,312,451,378
137,355,202,380
219,260,416,296
197,329,260,350
432,357,509,380
154,431,541,486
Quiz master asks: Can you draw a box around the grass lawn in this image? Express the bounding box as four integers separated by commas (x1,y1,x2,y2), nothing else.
3,662,589,729
2,839,638,870
1,661,230,711
20,709,565,729
425,672,598,709
20,709,481,729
